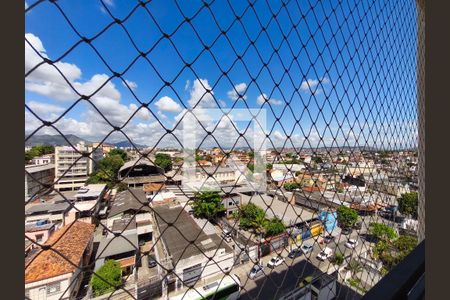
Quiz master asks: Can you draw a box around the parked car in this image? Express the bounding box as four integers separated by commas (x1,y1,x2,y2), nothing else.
341,227,353,235
345,239,359,249
249,264,264,279
288,247,303,259
323,235,335,244
221,233,232,243
148,254,157,268
267,256,285,268
316,247,333,261
300,244,314,254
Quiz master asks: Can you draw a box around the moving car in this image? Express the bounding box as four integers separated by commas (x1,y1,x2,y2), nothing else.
316,247,333,261
300,244,314,254
323,235,335,244
267,256,285,268
249,264,264,279
148,254,157,268
345,239,359,249
288,247,303,259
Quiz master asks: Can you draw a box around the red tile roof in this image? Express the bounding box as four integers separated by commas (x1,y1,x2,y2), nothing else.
25,221,95,284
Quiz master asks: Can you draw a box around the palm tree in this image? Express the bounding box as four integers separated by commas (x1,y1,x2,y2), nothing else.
347,259,363,277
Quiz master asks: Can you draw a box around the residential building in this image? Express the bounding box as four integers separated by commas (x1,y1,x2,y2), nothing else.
153,204,234,290
95,227,139,277
106,189,153,240
53,142,103,191
25,164,55,201
25,201,71,228
219,187,241,218
31,154,54,165
64,184,107,224
91,142,114,156
25,221,95,300
25,221,56,245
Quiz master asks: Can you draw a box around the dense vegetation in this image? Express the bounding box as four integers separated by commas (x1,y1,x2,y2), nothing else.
191,191,225,221
90,260,122,297
25,145,54,162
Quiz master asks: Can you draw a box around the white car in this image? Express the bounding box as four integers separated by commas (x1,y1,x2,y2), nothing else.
267,256,285,268
249,264,264,279
316,247,333,261
345,239,359,249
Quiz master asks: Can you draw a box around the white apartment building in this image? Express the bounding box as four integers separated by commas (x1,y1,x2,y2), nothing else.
54,142,103,191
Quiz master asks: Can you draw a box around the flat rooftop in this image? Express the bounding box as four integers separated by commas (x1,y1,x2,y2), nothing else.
153,205,233,264
239,193,316,227
75,184,106,199
25,164,55,173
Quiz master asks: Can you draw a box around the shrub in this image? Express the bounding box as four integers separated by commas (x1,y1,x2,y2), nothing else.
90,260,122,297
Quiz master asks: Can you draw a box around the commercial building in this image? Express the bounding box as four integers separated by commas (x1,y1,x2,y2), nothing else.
25,221,95,300
153,204,234,290
118,158,166,188
25,164,55,201
53,142,103,191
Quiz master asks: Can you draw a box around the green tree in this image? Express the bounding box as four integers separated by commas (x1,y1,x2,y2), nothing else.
108,148,128,161
397,192,418,219
347,259,363,277
236,203,266,233
155,153,172,172
192,191,225,221
90,260,122,297
88,154,125,188
25,145,55,162
312,156,323,164
266,163,273,171
336,206,359,229
263,217,285,237
283,182,301,191
332,252,344,266
369,222,397,242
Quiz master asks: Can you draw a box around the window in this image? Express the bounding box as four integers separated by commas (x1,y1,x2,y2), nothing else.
46,282,61,295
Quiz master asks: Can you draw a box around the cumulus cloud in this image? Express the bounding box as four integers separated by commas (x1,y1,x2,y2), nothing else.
27,101,65,117
187,79,216,108
300,77,330,94
157,111,168,119
155,96,182,113
256,93,282,105
25,33,151,128
122,79,137,91
227,83,247,101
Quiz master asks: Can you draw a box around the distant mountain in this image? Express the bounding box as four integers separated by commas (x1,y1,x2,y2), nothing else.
25,134,89,147
111,140,147,149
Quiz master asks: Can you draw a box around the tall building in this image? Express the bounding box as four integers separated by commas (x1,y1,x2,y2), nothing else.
25,164,55,201
54,142,103,191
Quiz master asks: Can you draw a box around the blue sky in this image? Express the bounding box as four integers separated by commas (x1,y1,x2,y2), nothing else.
25,0,419,150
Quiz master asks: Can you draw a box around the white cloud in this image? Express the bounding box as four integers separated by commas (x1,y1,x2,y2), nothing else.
256,93,282,105
122,79,137,91
155,96,182,113
187,79,216,108
27,101,65,116
25,33,151,131
157,111,168,119
103,0,114,7
25,1,28,9
300,77,330,94
227,83,247,101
